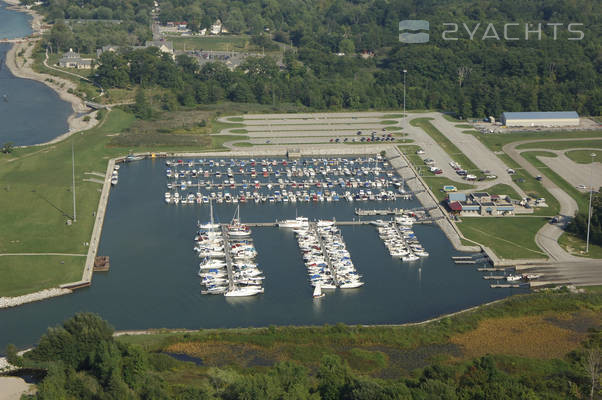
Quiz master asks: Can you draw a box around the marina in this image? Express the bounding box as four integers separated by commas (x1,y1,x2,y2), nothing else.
0,156,527,349
163,155,411,205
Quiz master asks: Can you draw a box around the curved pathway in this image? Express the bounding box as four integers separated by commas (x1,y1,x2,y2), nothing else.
503,137,602,262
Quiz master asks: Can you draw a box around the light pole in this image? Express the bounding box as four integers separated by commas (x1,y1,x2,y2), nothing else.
72,141,77,222
585,152,596,253
403,69,407,123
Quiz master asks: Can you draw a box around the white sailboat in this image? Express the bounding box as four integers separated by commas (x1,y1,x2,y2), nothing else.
313,283,325,298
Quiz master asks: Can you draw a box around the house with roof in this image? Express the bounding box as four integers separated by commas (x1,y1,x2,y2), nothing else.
58,48,93,69
446,192,516,216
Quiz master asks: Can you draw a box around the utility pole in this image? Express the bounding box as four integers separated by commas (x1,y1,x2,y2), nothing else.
403,69,407,123
72,141,77,222
586,152,596,253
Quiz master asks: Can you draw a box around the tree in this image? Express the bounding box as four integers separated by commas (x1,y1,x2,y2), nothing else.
1,142,14,154
317,355,349,400
5,344,22,367
339,38,355,55
584,347,600,400
133,88,152,119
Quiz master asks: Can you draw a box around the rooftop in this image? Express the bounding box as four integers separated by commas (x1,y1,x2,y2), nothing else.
502,111,579,120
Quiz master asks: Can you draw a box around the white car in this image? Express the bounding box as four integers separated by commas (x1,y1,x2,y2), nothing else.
577,184,588,190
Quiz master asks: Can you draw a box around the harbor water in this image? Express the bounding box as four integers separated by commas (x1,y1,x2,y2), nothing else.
0,2,72,145
0,159,527,350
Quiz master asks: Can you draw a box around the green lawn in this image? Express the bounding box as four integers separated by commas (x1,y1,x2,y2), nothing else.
522,151,589,213
380,120,398,125
483,184,521,200
516,139,602,150
167,35,252,51
231,142,253,147
422,177,474,201
457,217,548,259
558,232,602,259
470,130,602,153
0,108,252,296
495,153,560,215
410,118,481,175
0,255,84,297
565,150,602,164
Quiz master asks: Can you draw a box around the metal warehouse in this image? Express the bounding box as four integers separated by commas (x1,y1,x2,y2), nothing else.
501,111,580,127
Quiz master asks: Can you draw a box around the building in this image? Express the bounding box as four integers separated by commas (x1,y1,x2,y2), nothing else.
446,192,515,216
58,48,93,69
97,40,174,59
501,111,579,127
145,40,174,57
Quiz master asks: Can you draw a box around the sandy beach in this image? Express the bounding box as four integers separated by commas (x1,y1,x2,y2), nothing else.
2,0,100,145
0,377,36,400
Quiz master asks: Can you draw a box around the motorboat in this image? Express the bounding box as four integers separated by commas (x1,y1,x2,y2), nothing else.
224,286,264,297
278,216,309,228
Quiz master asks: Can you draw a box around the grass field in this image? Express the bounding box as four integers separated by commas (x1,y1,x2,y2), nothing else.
450,312,595,359
167,35,253,51
115,291,602,378
483,183,521,200
495,153,560,215
522,151,589,213
565,150,602,164
457,217,548,259
470,130,602,153
0,255,84,297
558,232,602,259
516,139,602,150
421,177,474,201
410,118,481,175
0,106,252,296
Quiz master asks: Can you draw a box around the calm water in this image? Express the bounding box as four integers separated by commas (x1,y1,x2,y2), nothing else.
0,159,526,350
0,2,72,145
0,0,31,39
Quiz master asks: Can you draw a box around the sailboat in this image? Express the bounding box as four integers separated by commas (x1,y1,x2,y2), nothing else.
227,204,252,237
313,283,325,298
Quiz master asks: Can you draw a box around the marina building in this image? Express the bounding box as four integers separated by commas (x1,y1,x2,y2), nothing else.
501,111,579,127
447,192,515,216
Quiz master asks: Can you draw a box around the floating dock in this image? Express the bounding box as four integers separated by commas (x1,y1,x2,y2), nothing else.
310,222,339,287
220,225,235,291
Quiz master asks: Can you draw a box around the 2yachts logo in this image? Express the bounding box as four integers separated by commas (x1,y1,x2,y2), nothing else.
399,20,430,43
399,21,585,43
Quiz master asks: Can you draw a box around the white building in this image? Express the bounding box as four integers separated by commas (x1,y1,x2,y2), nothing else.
58,48,93,69
501,111,580,127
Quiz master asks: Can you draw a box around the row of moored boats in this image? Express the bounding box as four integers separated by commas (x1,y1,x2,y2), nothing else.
281,217,364,297
196,206,265,297
374,216,429,261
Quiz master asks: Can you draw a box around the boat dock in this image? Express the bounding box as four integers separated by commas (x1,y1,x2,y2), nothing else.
309,222,339,286
220,225,235,291
490,283,526,288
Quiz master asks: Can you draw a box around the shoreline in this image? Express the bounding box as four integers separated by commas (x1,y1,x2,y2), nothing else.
2,0,100,146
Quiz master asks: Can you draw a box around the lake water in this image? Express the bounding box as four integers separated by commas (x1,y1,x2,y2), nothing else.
0,2,72,146
0,1,31,39
0,158,527,350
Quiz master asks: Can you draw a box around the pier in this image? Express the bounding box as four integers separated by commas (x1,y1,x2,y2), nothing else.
220,225,235,291
309,222,339,287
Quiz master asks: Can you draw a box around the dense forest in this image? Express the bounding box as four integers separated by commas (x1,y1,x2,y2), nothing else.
5,312,600,399
34,0,602,116
568,194,602,246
